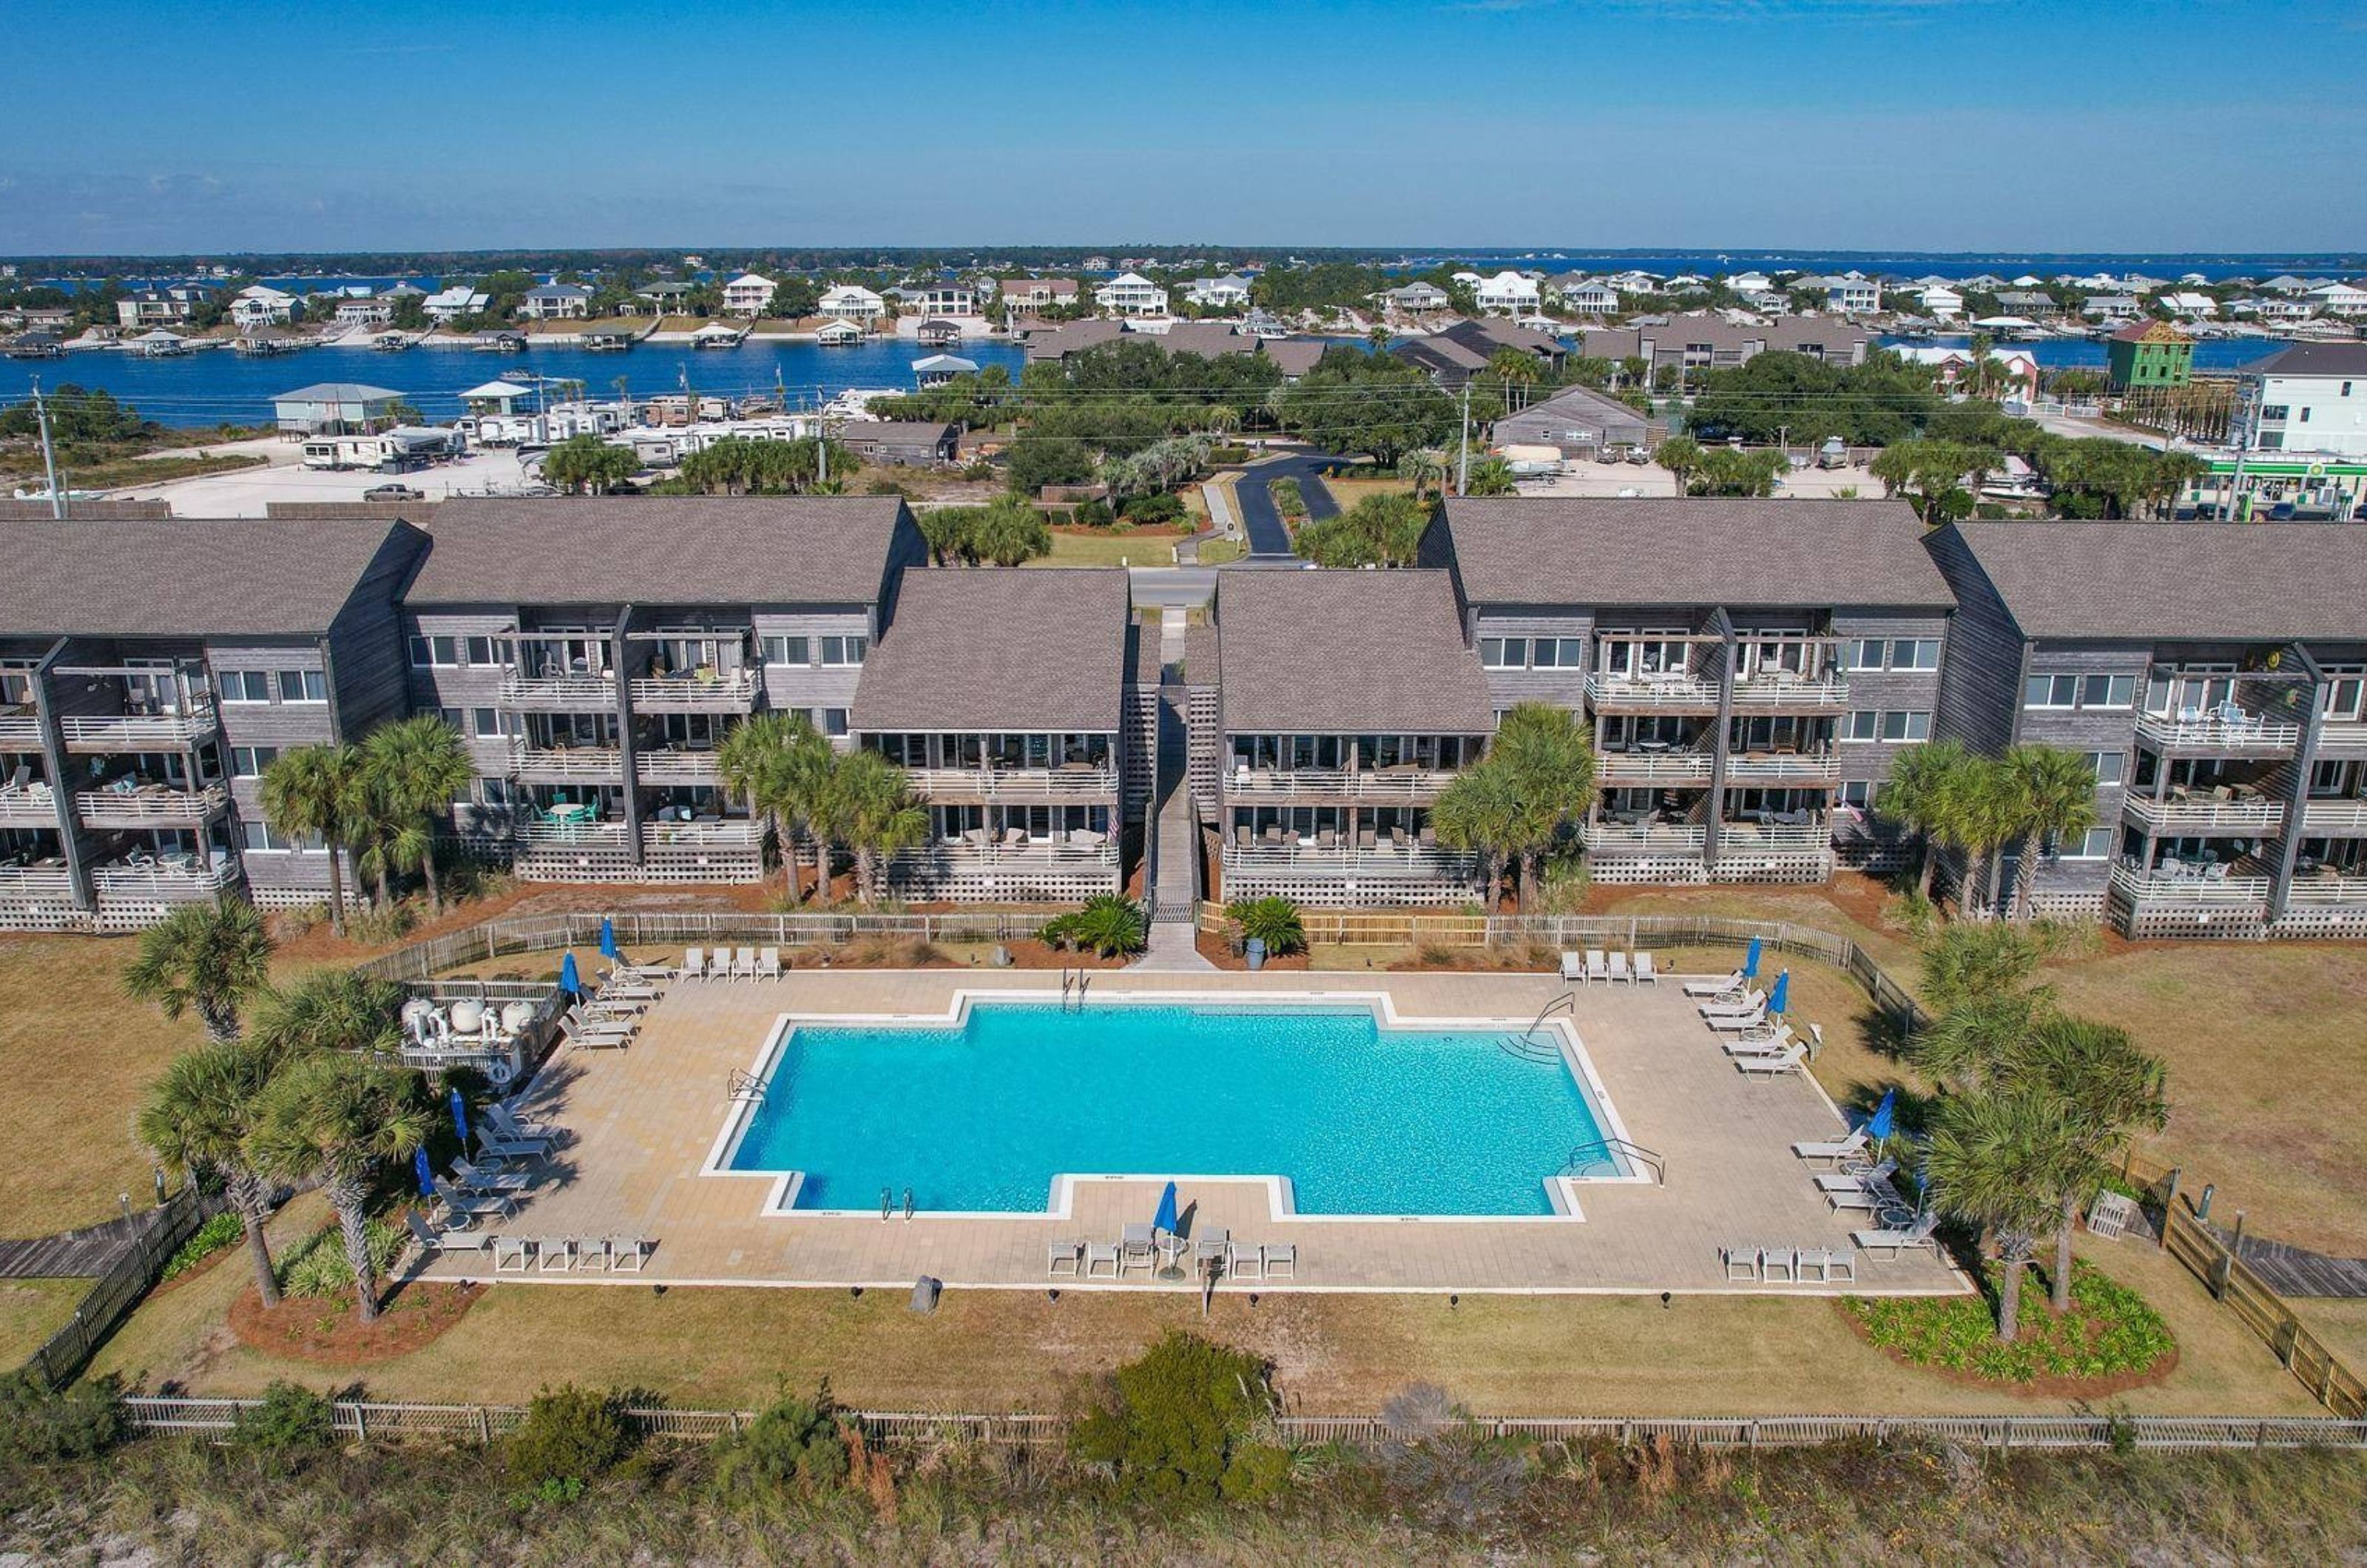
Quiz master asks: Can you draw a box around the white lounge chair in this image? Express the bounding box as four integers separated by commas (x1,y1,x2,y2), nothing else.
1559,950,1584,981
1814,1158,1897,1194
681,946,704,980
1584,950,1610,984
435,1180,513,1222
733,945,758,979
1047,1241,1082,1277
1704,1008,1770,1033
536,1237,575,1273
1854,1214,1941,1257
1634,953,1661,985
1736,1044,1808,1076
1084,1243,1121,1279
476,1125,552,1162
1683,969,1745,998
1760,1246,1797,1283
607,1237,651,1273
757,947,782,979
1700,990,1766,1018
1792,1127,1869,1167
451,1158,533,1194
1723,1026,1796,1057
1734,1015,1792,1045
406,1208,490,1256
1608,951,1632,984
491,1235,535,1273
487,1104,548,1143
706,948,733,980
1226,1240,1263,1280
1260,1243,1297,1279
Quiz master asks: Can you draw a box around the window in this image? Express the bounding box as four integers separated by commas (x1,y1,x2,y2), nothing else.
2300,408,2312,424
2080,674,2135,709
2258,431,2283,450
471,708,504,738
820,707,848,737
277,669,326,703
1890,638,1940,672
1880,711,1931,743
1839,780,1877,809
2087,750,2127,787
1530,638,1587,669
406,635,459,668
2259,405,2289,422
818,635,865,666
478,778,513,807
1839,711,1880,742
240,822,319,853
465,635,498,666
2320,666,2364,721
760,635,810,666
2023,674,2079,709
1479,637,1527,670
217,670,271,703
2059,826,2115,861
1840,639,1885,672
229,746,277,777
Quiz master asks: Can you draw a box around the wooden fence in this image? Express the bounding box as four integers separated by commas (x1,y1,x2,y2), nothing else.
116,1395,2366,1453
18,1188,220,1389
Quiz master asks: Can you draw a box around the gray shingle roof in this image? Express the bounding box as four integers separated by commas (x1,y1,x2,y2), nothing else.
1260,339,1328,377
1944,521,2367,642
408,497,912,606
1434,498,1951,610
0,517,419,637
853,569,1130,732
1216,570,1494,734
2238,341,2367,378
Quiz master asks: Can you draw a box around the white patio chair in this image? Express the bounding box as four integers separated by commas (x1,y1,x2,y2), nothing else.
706,948,733,980
1608,951,1632,984
1226,1240,1263,1280
1722,1243,1760,1283
1634,953,1661,985
1735,1044,1808,1076
491,1235,535,1273
681,946,704,980
1047,1241,1083,1277
1792,1127,1868,1167
536,1237,575,1273
1260,1243,1297,1279
1682,969,1744,998
608,1237,651,1273
1584,950,1610,984
1084,1243,1121,1279
1559,950,1584,982
1759,1246,1797,1283
734,946,759,979
757,947,782,979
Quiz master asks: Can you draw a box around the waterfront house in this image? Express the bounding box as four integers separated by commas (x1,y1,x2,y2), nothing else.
114,285,212,330
271,382,407,437
912,354,979,387
2081,294,2142,322
2107,320,2196,393
817,285,888,322
1576,313,1870,376
1259,338,1328,381
997,278,1079,310
1195,570,1496,908
2232,342,2367,460
519,283,592,322
1817,273,1883,314
1022,319,1127,363
425,285,489,322
231,285,299,328
834,422,959,467
0,517,426,931
720,273,777,316
1916,285,1965,320
1390,318,1570,388
1375,281,1451,314
1183,274,1254,310
1491,385,1651,459
402,496,927,885
1554,280,1623,315
1473,271,1543,317
1420,498,1953,885
1926,521,2367,939
912,285,979,317
2304,281,2367,320
334,297,394,328
1094,273,1170,317
854,570,1138,902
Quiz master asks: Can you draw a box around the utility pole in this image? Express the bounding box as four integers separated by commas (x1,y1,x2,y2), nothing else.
1456,380,1471,495
31,378,65,520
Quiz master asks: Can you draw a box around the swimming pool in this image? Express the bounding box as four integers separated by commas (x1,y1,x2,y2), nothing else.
716,995,1633,1218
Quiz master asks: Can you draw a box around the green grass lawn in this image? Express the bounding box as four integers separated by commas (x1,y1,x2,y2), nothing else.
0,1276,89,1369
1196,536,1247,565
1033,531,1175,567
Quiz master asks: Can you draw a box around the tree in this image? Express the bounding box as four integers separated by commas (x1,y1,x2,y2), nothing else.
1396,447,1449,500
835,748,928,905
249,1053,431,1323
2016,1015,2168,1313
1039,895,1149,959
247,967,405,1063
1689,447,1789,497
1462,456,1518,496
1939,754,2017,919
971,494,1053,567
1270,348,1456,467
717,712,832,903
122,897,275,1044
138,1040,290,1308
1868,439,1998,525
2001,744,2101,924
360,717,475,913
1431,760,1524,910
1004,433,1096,494
260,745,369,936
1488,348,1540,413
1488,703,1596,910
915,504,980,566
1653,435,1705,493
1924,1089,2079,1342
1880,737,1971,900
541,433,638,495
1225,896,1306,956
1919,919,2048,1016
1293,492,1431,568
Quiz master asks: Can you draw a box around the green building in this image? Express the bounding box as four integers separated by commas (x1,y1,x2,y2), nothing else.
2106,320,2195,392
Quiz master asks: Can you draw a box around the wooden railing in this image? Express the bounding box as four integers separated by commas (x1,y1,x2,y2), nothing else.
2300,799,2367,835
1221,766,1462,800
2122,794,2286,833
499,671,618,709
1219,840,1475,875
1725,751,1842,783
17,1187,222,1389
1596,749,1715,784
2109,863,2272,905
635,749,723,785
1585,672,1720,709
509,743,625,782
1586,823,1709,854
2135,711,2302,753
57,706,218,749
628,671,757,711
2284,874,2367,907
1729,675,1850,710
75,783,229,828
92,858,240,899
908,766,1120,800
0,783,60,825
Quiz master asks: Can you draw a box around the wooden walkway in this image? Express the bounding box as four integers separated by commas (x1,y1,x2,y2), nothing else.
2210,1227,2367,1298
0,1212,147,1280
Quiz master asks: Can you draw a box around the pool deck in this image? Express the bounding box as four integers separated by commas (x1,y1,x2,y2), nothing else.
411,969,1966,1298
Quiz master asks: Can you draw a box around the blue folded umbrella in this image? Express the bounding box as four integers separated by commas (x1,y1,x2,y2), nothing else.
1743,935,1762,979
1153,1180,1179,1237
599,917,618,960
1865,1087,1897,1140
1768,969,1789,1017
413,1146,436,1198
448,1087,470,1146
558,951,581,995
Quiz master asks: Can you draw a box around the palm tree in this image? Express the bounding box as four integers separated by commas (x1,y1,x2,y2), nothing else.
1654,435,1706,494
259,743,370,936
717,712,831,902
248,967,406,1061
1911,989,2047,1095
1945,756,2018,920
2002,744,2101,924
1924,1089,2080,1342
361,716,476,914
1919,920,2047,1015
1881,737,1972,901
1432,763,1524,911
1489,703,1596,911
122,896,275,1044
1488,348,1540,413
2016,1015,2168,1313
1397,447,1449,501
138,1039,288,1308
249,1053,431,1323
837,748,928,906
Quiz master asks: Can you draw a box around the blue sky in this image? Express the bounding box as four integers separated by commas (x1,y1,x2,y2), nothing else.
4,0,2362,256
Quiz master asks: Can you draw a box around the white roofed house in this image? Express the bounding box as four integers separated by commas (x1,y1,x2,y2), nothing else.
2157,291,2219,319
817,283,887,322
1819,273,1883,314
230,285,299,328
1375,281,1451,314
1917,284,1965,320
1183,274,1253,309
333,296,394,328
2306,281,2367,320
1553,280,1622,315
1473,270,1542,317
519,283,592,321
1726,271,1774,297
720,273,777,316
1094,271,1170,317
2233,342,2367,461
2081,294,2142,321
424,285,489,322
271,382,408,436
914,284,978,317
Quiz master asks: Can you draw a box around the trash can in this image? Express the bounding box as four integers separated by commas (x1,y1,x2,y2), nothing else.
1245,938,1266,971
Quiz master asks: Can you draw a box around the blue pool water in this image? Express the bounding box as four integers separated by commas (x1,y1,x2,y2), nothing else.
726,1003,1617,1217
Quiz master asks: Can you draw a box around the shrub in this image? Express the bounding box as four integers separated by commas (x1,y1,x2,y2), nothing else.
1072,1331,1286,1505
1226,896,1305,956
230,1380,336,1454
1070,496,1115,527
712,1388,851,1496
960,459,997,481
863,476,908,497
0,1371,126,1463
1846,1260,2174,1385
344,900,418,946
1121,492,1186,526
1039,895,1147,959
507,1385,641,1489
276,1220,405,1300
1269,477,1308,520
162,1210,243,1281
1209,444,1252,465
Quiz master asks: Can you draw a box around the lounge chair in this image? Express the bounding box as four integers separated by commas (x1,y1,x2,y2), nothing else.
1120,1223,1158,1274
1084,1242,1121,1279
757,947,782,980
1734,1015,1792,1045
1584,950,1610,984
487,1104,547,1143
562,1016,632,1051
1820,1250,1857,1284
1735,1044,1808,1076
1795,1249,1834,1283
1559,950,1584,981
1226,1240,1263,1280
1722,1243,1760,1282
1699,990,1766,1018
406,1208,491,1257
492,1235,535,1273
435,1180,514,1222
733,946,758,979
1608,951,1632,984
1047,1241,1083,1277
476,1125,552,1162
1260,1243,1297,1279
1854,1214,1941,1257
1682,969,1746,998
1634,953,1661,985
451,1158,533,1194
1723,1026,1795,1057
536,1237,575,1273
607,1237,651,1273
1792,1127,1869,1167
1814,1158,1897,1194
1826,1183,1903,1215
681,946,704,979
1704,1007,1769,1033
1192,1229,1231,1268
706,949,733,980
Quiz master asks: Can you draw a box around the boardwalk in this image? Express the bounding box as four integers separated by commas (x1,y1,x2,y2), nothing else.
416,970,1964,1299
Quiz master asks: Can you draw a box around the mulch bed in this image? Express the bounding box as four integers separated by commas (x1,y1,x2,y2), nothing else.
229,1280,482,1367
1195,931,1311,971
1833,1296,2181,1399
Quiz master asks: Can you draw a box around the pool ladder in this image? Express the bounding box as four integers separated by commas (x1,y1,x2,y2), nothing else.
1499,993,1575,1061
1060,967,1091,1013
727,1067,766,1105
1564,1135,1664,1184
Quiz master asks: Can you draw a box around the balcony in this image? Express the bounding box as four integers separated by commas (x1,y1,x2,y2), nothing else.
1729,673,1851,712
2109,860,2272,907
2285,871,2367,907
1597,747,1715,785
58,703,219,752
1219,839,1476,879
0,709,42,749
629,670,757,713
1723,748,1841,785
92,855,242,902
498,670,618,711
2123,792,2287,834
509,742,626,783
911,764,1121,802
75,783,229,829
642,817,763,853
1219,766,1458,802
2318,720,2367,760
1585,822,1709,856
2300,800,2367,837
0,783,61,828
0,865,74,902
1585,672,1720,712
1719,820,1836,854
636,748,724,786
2134,708,2301,757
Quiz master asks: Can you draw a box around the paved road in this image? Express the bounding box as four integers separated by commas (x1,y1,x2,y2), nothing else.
1233,453,1347,558
1127,566,1216,609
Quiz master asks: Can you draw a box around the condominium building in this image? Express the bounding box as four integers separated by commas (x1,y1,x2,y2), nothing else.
1927,521,2367,939
0,518,425,931
1422,499,1953,886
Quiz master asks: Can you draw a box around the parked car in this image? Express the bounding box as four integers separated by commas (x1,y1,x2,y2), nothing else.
363,484,425,501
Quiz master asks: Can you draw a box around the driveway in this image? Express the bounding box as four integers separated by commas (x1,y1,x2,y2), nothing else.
1232,452,1346,559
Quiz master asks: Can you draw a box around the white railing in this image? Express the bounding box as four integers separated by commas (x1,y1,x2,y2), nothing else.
1720,822,1837,853
498,671,618,709
2317,720,2367,757
0,711,43,747
2135,711,2302,752
58,707,218,748
909,766,1120,800
636,749,723,785
2286,873,2367,906
0,865,73,899
1585,673,1720,709
1220,766,1460,800
0,784,60,826
919,837,1118,867
1596,749,1715,783
2301,800,2367,836
75,783,228,828
92,858,240,900
1220,840,1477,876
644,820,763,851
628,671,757,710
2123,794,2287,833
1729,675,1850,710
1587,823,1709,854
1724,751,1842,783
517,819,629,848
508,743,625,782
2110,862,2272,905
